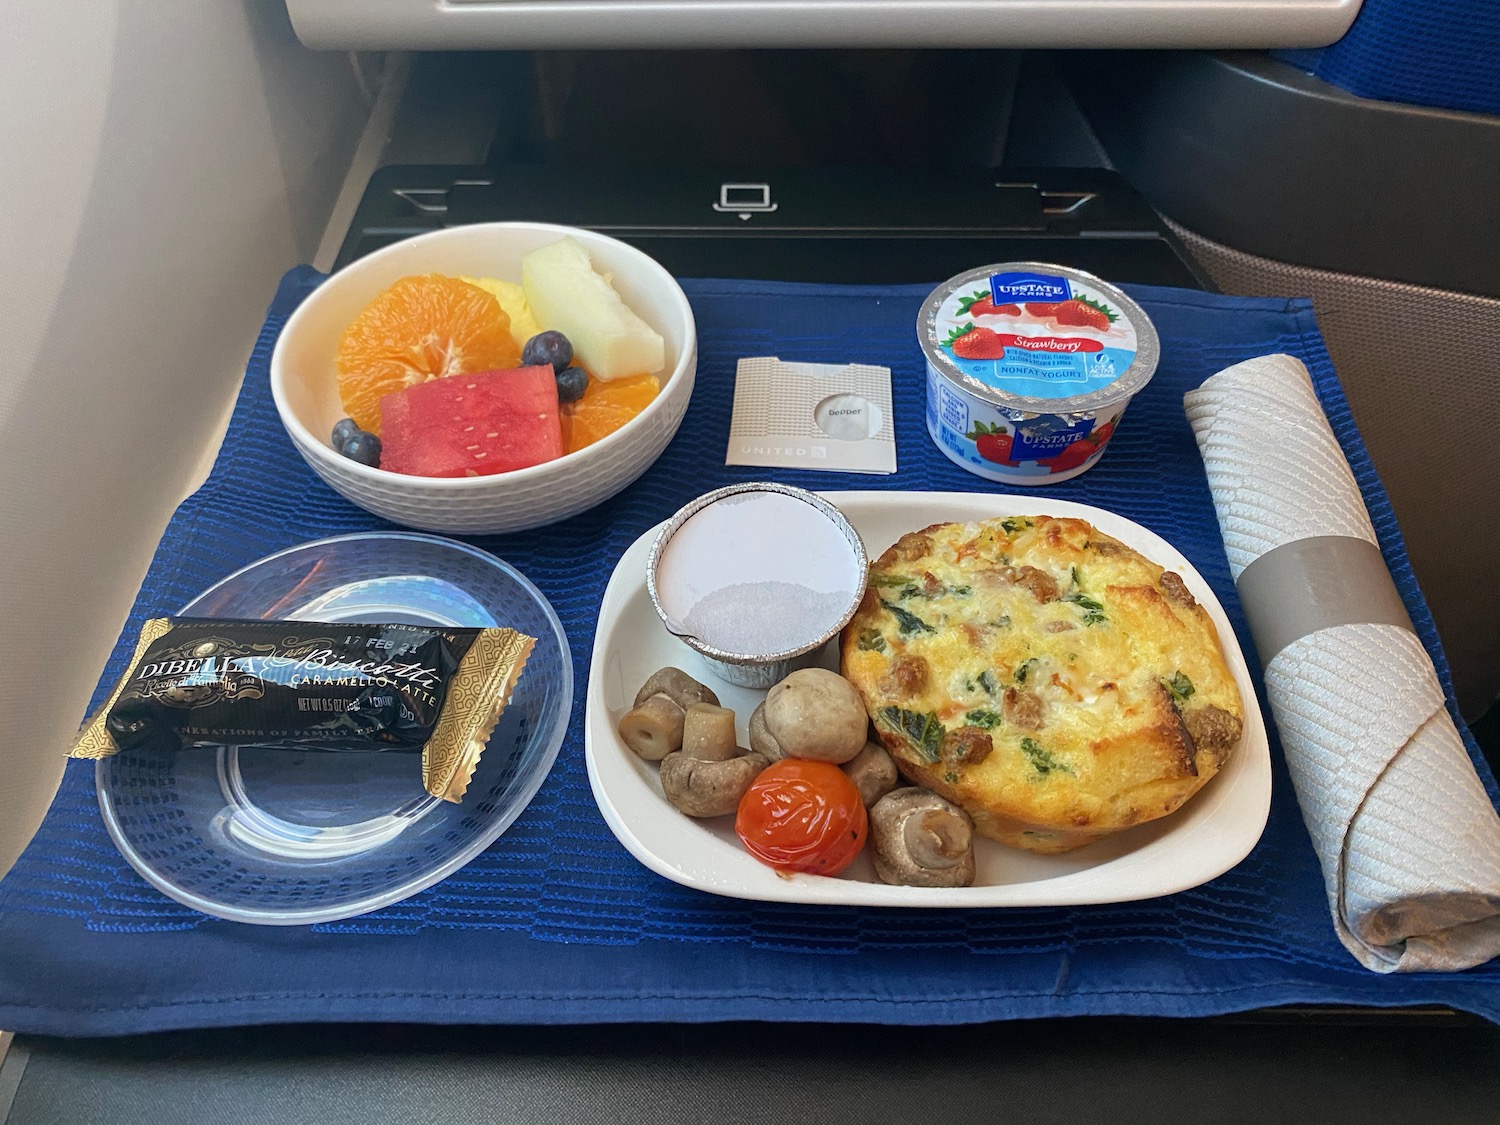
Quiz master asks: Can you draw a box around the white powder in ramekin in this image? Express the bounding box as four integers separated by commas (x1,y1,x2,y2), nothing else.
654,491,862,656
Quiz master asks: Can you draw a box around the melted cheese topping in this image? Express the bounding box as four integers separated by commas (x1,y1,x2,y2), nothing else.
841,515,1244,852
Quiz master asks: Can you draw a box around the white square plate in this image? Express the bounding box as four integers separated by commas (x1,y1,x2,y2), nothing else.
584,491,1271,907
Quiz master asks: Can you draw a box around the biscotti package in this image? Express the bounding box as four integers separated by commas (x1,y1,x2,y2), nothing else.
70,617,534,803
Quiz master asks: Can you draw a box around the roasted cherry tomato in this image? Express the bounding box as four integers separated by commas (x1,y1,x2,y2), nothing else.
735,759,867,875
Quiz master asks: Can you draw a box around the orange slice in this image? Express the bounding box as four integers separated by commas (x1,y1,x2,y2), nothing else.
560,373,661,454
336,274,521,434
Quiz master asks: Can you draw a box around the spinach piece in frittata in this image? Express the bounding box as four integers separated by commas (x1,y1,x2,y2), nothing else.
1063,590,1107,626
1166,671,1195,703
877,706,945,762
1019,737,1072,776
879,598,935,636
899,580,972,600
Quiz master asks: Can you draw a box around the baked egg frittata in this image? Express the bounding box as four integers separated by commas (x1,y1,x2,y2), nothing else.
840,515,1244,854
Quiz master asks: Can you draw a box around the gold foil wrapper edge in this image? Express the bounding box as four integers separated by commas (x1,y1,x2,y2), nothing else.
423,627,537,803
69,617,177,761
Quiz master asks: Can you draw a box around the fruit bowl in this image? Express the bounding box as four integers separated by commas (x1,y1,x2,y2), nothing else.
271,223,697,535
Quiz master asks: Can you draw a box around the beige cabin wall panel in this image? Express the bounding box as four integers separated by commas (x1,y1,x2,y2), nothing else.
0,0,370,875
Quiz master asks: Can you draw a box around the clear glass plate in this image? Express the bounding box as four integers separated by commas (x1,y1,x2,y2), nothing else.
97,532,572,925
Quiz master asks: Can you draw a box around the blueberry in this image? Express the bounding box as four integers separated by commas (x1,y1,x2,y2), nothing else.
341,431,382,467
555,366,589,404
522,330,574,374
331,417,360,447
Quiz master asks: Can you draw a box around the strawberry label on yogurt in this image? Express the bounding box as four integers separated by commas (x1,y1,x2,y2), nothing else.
936,272,1139,401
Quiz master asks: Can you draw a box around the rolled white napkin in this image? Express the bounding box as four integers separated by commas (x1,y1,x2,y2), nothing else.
1185,353,1500,972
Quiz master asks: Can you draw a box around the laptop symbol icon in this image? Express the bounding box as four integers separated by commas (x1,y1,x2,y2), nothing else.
713,182,778,219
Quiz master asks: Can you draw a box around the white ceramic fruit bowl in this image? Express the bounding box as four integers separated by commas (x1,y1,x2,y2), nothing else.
271,222,697,535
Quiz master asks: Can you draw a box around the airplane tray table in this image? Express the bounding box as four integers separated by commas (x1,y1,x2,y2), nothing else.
0,268,1497,1036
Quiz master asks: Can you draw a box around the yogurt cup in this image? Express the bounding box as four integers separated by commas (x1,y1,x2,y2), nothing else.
646,483,867,689
918,262,1159,485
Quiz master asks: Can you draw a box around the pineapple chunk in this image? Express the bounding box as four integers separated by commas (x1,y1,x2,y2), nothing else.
521,238,665,381
462,276,542,350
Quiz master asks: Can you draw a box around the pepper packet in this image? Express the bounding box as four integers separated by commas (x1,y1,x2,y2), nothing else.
726,356,897,475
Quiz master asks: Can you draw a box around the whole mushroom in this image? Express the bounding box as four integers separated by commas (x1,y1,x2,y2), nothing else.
763,668,868,765
869,788,977,888
660,749,770,818
841,740,899,807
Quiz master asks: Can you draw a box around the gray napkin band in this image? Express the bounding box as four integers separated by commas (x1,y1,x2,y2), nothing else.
1236,536,1415,669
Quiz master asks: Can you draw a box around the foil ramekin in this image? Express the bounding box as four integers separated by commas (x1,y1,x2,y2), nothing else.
646,482,868,689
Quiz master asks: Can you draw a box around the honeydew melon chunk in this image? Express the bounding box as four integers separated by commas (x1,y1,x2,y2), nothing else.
521,237,665,381
462,276,542,350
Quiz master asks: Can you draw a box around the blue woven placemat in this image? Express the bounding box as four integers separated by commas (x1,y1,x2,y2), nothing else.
2,269,1497,1036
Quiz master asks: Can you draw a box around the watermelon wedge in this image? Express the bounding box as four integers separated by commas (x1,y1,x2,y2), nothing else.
379,366,563,478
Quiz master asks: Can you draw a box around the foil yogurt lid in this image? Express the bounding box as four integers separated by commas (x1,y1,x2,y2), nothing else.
918,262,1160,412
